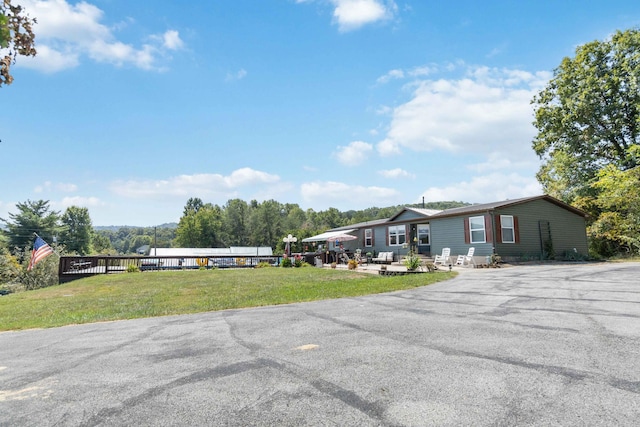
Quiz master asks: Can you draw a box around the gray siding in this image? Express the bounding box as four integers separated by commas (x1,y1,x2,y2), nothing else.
430,216,494,260
494,199,588,258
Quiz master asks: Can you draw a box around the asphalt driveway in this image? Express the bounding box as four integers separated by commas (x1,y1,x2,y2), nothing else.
1,262,639,426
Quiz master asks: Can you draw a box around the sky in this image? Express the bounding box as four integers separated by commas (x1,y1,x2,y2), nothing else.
1,0,639,226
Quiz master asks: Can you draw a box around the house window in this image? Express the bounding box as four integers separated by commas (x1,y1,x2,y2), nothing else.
388,225,406,246
500,215,515,243
469,216,486,243
364,229,372,247
417,224,430,245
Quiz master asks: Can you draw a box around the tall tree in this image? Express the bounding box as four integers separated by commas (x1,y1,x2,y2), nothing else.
175,200,223,247
223,199,249,246
1,0,37,87
532,28,640,203
60,206,93,255
248,200,284,248
1,200,60,252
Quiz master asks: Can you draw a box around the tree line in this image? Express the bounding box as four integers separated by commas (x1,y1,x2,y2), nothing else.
0,198,468,260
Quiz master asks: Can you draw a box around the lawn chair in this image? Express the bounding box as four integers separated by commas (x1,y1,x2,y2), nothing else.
433,248,451,266
455,247,475,267
340,253,350,264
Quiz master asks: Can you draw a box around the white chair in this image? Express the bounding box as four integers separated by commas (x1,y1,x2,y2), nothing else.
433,248,451,266
455,247,475,267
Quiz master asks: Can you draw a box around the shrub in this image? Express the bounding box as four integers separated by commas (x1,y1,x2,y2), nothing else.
126,264,140,273
255,262,272,268
403,251,422,271
294,257,304,268
281,257,293,268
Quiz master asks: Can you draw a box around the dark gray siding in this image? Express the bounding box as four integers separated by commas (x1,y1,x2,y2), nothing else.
394,210,425,221
430,216,494,259
494,199,588,258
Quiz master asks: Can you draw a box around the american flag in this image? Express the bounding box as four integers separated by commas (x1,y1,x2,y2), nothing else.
27,236,54,271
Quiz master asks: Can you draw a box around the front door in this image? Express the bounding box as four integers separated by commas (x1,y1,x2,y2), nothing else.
416,223,431,255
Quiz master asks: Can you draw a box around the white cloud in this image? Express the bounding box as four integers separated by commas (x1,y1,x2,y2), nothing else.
379,168,415,179
376,65,436,84
376,68,404,84
419,172,542,204
301,181,402,209
334,140,374,165
110,168,281,199
298,0,396,32
17,0,183,72
34,181,78,193
376,66,552,163
58,196,104,209
162,30,184,50
226,68,248,81
331,0,397,32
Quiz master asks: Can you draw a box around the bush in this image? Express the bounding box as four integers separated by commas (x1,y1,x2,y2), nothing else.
403,251,422,271
126,264,140,273
281,257,293,268
294,257,304,268
255,262,272,268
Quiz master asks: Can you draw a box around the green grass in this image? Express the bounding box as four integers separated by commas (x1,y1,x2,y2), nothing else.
0,268,456,331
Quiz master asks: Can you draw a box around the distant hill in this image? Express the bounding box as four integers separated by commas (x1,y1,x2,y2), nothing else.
94,223,178,231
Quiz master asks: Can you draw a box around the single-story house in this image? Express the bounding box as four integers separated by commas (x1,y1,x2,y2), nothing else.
303,195,588,264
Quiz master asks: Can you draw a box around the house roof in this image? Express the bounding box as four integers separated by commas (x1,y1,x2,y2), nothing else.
426,195,587,219
324,195,586,233
388,207,442,221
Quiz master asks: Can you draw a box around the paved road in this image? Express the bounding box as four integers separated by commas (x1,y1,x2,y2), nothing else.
1,263,639,426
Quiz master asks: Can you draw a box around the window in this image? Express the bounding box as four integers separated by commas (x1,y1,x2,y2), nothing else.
364,229,372,247
500,215,515,243
469,216,486,243
388,225,406,246
417,224,430,245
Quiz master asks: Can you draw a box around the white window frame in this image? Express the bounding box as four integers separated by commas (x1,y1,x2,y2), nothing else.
501,215,515,243
469,216,486,244
364,228,372,247
417,224,430,245
388,225,406,246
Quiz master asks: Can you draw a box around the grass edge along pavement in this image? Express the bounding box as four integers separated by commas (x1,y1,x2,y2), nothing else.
0,268,457,331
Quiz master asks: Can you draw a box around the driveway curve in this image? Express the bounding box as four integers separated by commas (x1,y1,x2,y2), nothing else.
1,262,639,426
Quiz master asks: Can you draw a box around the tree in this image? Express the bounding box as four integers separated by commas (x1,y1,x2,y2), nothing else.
175,201,223,247
248,200,284,248
532,28,640,257
589,160,640,256
60,206,93,255
1,0,37,87
222,199,249,246
1,200,61,253
531,28,640,203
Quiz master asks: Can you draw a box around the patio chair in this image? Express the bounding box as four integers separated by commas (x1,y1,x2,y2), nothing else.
455,247,475,267
433,248,451,266
340,253,350,264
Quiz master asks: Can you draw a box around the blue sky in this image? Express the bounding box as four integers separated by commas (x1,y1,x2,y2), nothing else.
1,0,639,226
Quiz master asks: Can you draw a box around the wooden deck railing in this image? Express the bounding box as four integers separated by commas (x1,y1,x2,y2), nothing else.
59,255,282,283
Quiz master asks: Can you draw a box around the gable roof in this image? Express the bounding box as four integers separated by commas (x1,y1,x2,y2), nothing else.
388,207,442,222
427,195,587,219
324,195,586,234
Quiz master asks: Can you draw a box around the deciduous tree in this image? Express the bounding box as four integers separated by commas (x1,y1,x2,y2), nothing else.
60,206,93,255
532,28,640,203
1,0,37,87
